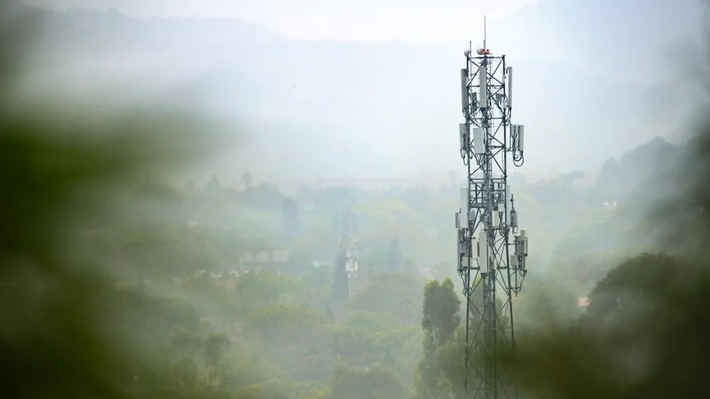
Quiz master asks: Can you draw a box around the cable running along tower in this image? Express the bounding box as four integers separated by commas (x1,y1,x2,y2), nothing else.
455,18,529,399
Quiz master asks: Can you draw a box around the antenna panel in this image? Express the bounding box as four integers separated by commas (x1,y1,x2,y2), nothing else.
461,68,469,111
460,188,470,225
511,124,525,152
507,67,513,108
473,127,484,155
510,254,519,269
478,231,489,271
458,230,471,269
471,237,478,265
505,184,511,224
459,123,470,151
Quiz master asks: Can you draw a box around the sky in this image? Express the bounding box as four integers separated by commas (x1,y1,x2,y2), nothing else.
27,0,540,43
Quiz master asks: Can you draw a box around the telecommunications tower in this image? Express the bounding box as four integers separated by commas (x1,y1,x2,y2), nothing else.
336,209,359,298
455,17,529,399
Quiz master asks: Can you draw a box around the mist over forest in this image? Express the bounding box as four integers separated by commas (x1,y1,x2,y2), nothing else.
3,0,710,398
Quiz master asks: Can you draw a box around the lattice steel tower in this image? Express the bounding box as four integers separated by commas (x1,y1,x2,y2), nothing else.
338,209,359,297
455,21,529,399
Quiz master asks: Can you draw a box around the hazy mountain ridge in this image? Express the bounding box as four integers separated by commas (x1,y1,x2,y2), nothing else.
596,136,683,201
39,7,286,46
21,2,701,181
496,0,703,81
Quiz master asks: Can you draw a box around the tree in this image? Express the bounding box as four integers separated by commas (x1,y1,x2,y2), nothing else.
514,272,581,332
508,253,710,399
421,279,460,347
415,279,461,399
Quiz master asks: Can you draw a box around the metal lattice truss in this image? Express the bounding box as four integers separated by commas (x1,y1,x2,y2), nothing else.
455,50,528,399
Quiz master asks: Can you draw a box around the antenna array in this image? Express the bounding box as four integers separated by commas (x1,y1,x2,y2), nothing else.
456,18,529,399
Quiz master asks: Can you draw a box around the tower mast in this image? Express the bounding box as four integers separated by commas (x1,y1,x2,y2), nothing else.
456,17,529,399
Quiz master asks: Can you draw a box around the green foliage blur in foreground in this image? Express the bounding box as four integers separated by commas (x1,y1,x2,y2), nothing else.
508,253,710,399
0,6,419,399
5,3,710,399
501,15,710,399
0,5,236,399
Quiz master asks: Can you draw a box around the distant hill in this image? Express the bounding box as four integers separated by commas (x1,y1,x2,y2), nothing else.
17,2,705,181
596,136,684,201
39,7,286,46
493,0,703,82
